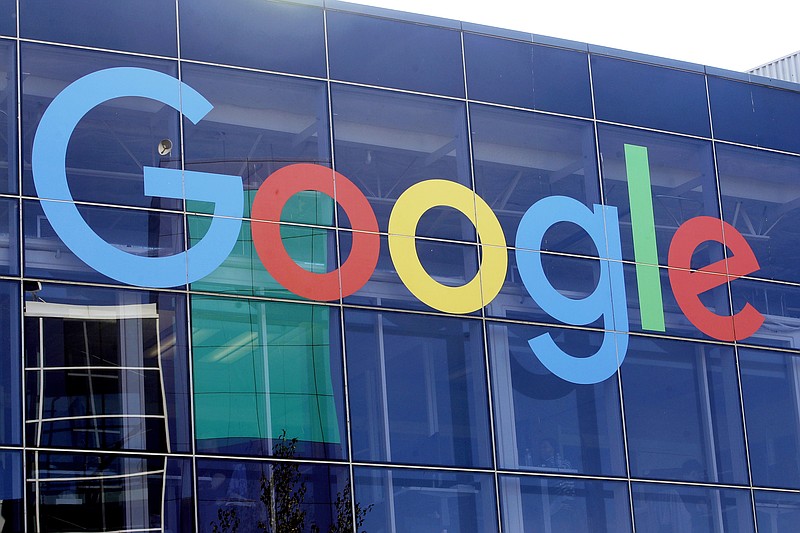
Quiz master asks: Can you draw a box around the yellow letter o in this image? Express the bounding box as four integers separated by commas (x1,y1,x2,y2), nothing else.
388,179,507,314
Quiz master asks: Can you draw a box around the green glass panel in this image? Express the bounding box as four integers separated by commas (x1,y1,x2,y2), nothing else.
187,216,333,297
192,295,340,445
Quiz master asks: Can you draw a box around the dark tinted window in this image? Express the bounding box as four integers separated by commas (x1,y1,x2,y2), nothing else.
327,11,464,96
345,309,492,468
621,336,748,485
20,0,177,56
710,76,800,153
488,322,626,477
0,2,14,37
0,282,19,446
632,483,755,532
500,475,631,532
465,33,592,117
592,55,710,136
0,41,16,194
179,0,326,77
740,347,800,489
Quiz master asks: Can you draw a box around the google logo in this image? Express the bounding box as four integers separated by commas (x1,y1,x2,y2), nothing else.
32,68,765,385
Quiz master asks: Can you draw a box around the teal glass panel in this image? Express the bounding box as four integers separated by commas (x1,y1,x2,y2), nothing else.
192,295,345,459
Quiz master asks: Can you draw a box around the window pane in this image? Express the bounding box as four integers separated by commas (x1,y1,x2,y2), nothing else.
23,283,191,452
0,4,14,37
500,475,631,532
23,200,186,286
464,34,592,117
345,309,492,468
632,483,754,533
717,143,800,284
354,466,497,532
20,0,177,56
755,490,800,533
470,103,600,255
196,457,350,532
709,76,800,154
599,124,722,267
327,11,464,97
181,63,331,219
21,44,180,208
622,336,748,485
0,41,15,194
331,85,474,242
739,346,800,489
488,321,626,476
592,56,710,136
0,281,19,446
0,451,23,531
192,295,346,460
27,453,191,532
179,0,325,76
0,197,19,276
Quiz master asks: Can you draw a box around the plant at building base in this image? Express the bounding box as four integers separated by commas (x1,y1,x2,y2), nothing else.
211,508,240,533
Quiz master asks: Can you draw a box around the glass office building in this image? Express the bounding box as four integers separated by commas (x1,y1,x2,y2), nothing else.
1,0,800,531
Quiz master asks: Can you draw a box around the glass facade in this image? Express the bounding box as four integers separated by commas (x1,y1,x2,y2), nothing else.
2,1,800,531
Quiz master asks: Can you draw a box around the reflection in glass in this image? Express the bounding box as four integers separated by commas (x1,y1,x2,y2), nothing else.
331,84,474,241
345,309,491,468
500,475,631,532
354,466,496,533
488,321,626,476
740,347,800,489
631,482,754,533
470,104,600,255
192,296,346,459
27,453,192,533
622,336,747,485
196,458,349,533
23,284,190,452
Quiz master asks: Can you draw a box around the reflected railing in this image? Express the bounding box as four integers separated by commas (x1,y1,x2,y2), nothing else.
24,301,169,532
